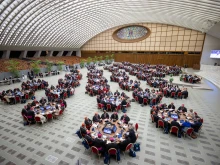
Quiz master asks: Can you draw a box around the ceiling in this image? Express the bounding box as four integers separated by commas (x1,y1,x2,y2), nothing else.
0,0,220,49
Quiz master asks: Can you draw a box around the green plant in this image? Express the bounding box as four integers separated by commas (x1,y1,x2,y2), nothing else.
57,61,64,71
87,57,92,65
98,56,103,63
110,54,114,62
6,60,20,77
93,56,98,64
80,59,85,68
105,55,109,63
169,75,174,83
30,60,41,74
46,60,53,72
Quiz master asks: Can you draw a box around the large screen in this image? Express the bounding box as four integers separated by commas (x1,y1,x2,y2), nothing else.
210,50,220,58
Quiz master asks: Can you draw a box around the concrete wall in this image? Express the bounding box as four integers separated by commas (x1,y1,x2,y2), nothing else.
201,34,220,65
0,65,65,80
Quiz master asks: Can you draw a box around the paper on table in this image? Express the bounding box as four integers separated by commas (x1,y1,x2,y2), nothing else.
120,137,125,141
102,135,107,139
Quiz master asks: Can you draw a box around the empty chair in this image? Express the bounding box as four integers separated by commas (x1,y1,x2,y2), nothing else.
91,146,101,159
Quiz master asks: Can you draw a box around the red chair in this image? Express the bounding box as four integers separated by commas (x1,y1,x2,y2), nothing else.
34,86,38,91
158,120,164,129
143,98,148,105
183,128,194,139
116,104,121,111
46,113,53,121
163,90,167,96
97,103,104,109
54,94,59,99
189,78,193,83
171,92,176,98
63,92,67,99
183,77,186,82
35,116,42,124
106,104,112,112
200,118,203,123
170,126,179,137
108,148,118,162
126,102,130,108
135,123,138,132
151,99,156,105
25,94,29,100
122,143,133,156
177,92,182,99
41,84,45,89
15,95,21,104
91,146,101,159
90,90,94,96
125,85,130,91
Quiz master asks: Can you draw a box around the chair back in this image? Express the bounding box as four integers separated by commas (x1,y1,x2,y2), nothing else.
186,128,194,136
25,94,29,100
35,116,41,122
163,90,167,96
135,123,138,131
47,113,53,120
107,104,111,109
143,98,148,104
170,126,179,136
178,92,182,97
98,103,102,109
158,120,164,128
117,104,121,111
108,148,117,155
91,146,99,154
59,110,64,115
125,143,133,151
126,102,130,107
15,96,20,102
135,96,138,102
171,92,175,97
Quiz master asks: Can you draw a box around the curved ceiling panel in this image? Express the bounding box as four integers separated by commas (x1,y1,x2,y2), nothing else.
0,0,219,49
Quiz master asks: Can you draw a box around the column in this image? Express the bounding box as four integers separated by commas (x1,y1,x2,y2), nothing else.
57,51,64,57
76,50,81,57
46,51,53,57
34,51,42,58
2,50,10,59
66,51,73,56
19,50,27,59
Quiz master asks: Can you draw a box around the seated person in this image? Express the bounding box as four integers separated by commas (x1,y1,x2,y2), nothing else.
170,119,181,138
178,104,187,113
101,110,109,120
121,98,127,112
111,112,119,121
188,109,195,119
93,112,101,123
84,117,92,129
114,90,120,97
105,137,119,152
80,123,89,136
181,119,191,132
127,127,137,143
35,111,47,124
120,113,130,124
26,108,36,124
21,108,28,116
93,133,106,154
118,135,131,151
168,102,175,109
39,97,47,105
31,99,38,106
84,134,94,146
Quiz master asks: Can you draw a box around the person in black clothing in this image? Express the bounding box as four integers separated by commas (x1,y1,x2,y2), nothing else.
62,99,67,108
177,104,187,113
118,135,131,151
93,112,101,123
168,102,175,109
111,112,119,121
80,123,89,136
127,128,137,143
121,98,127,113
114,90,120,97
26,108,36,124
101,110,109,120
170,119,181,137
39,97,47,105
84,117,92,129
84,134,94,146
96,95,101,104
21,108,28,116
105,137,119,152
120,113,130,124
93,134,106,154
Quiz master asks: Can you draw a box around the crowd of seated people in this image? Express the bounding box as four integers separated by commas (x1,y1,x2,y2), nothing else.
132,87,163,106
147,77,168,88
161,84,189,99
0,88,35,104
79,112,137,156
21,97,66,125
110,70,129,82
21,79,49,91
181,74,202,84
150,102,203,138
96,89,130,112
86,68,110,96
103,65,119,72
119,79,140,92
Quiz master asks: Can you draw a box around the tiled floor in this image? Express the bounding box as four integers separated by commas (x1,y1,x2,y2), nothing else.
0,66,220,165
